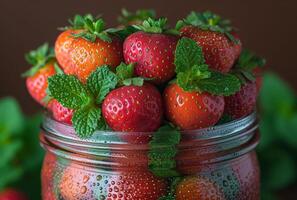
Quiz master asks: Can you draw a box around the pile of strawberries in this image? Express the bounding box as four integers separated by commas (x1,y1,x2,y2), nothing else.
24,10,265,138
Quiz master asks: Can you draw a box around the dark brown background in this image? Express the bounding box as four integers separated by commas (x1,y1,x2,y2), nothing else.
0,0,296,114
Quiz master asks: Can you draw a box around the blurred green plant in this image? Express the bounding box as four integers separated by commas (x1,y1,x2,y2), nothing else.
258,73,297,200
0,97,43,200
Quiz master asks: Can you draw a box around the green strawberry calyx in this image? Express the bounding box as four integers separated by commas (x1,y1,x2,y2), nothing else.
174,37,241,96
176,11,239,43
47,63,144,138
22,43,55,77
118,8,156,26
62,14,115,43
133,18,179,35
232,49,266,84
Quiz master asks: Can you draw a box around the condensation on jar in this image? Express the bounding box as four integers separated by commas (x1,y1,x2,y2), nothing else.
40,112,260,200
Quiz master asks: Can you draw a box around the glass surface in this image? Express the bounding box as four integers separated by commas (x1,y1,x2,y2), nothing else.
40,112,260,200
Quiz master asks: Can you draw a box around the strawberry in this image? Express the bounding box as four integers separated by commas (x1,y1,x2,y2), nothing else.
41,153,58,200
224,81,257,119
23,43,56,106
106,170,167,200
175,176,224,200
49,99,74,124
118,8,156,26
123,18,179,83
178,11,242,73
164,38,240,130
164,83,224,130
55,15,123,82
102,83,163,132
0,189,27,200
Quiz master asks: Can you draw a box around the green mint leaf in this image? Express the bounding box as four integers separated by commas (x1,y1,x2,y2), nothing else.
72,107,101,138
87,66,118,104
116,62,135,81
198,71,241,96
48,74,90,109
149,124,181,178
175,37,205,73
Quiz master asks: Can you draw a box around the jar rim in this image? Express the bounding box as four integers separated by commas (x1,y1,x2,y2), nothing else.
41,111,257,145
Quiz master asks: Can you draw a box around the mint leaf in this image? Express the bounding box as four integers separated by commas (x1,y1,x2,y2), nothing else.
72,107,101,138
48,74,90,109
198,71,241,96
116,62,135,81
238,49,266,70
149,125,181,178
87,66,118,104
175,37,205,73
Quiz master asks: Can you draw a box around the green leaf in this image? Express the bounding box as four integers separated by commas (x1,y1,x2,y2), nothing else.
198,71,241,96
175,37,205,73
116,62,135,81
48,74,90,109
0,97,24,135
72,107,102,138
149,124,181,178
238,49,266,70
87,66,118,104
106,26,138,40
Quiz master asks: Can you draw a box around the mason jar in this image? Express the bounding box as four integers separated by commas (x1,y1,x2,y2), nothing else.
40,112,260,200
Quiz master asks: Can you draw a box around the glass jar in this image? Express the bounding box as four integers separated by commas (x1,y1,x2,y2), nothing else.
40,112,260,200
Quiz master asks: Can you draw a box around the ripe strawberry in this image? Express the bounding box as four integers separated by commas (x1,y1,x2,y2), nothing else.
48,99,74,124
102,83,163,132
175,176,224,200
178,11,242,73
123,18,179,83
23,43,56,106
224,81,257,119
164,83,225,130
55,15,123,82
118,8,156,26
0,189,27,200
41,153,58,200
107,170,167,200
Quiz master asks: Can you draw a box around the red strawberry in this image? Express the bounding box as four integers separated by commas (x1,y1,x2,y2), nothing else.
23,43,56,106
175,176,224,200
224,82,257,119
55,15,123,82
102,83,163,132
164,83,225,130
107,170,167,200
49,99,74,124
179,11,242,73
123,18,179,83
0,189,27,200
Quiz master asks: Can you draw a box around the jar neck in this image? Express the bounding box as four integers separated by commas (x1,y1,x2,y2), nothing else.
40,112,259,168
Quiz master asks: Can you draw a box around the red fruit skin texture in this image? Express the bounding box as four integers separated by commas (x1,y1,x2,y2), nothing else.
102,84,163,133
224,82,257,119
48,99,74,125
55,30,123,82
164,83,225,130
180,26,242,73
106,171,167,200
41,153,57,200
0,189,27,200
26,62,56,106
123,31,179,83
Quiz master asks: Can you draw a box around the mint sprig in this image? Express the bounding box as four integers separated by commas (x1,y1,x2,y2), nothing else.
233,49,266,83
48,63,145,137
175,37,241,96
148,124,181,178
22,43,55,77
